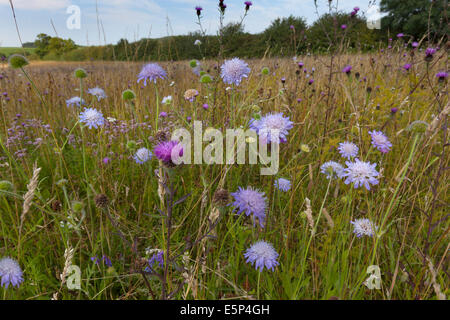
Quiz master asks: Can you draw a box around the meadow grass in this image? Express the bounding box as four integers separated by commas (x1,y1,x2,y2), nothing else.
0,46,448,300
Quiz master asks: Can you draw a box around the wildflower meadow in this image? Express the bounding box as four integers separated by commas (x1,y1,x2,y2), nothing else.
0,1,448,302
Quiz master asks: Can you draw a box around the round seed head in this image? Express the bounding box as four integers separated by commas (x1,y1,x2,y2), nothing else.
8,54,29,69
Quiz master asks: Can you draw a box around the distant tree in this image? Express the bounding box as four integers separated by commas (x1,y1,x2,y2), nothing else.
34,33,51,58
262,16,307,56
380,0,448,41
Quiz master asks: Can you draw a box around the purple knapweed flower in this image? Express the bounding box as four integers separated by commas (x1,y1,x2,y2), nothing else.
425,48,437,61
342,159,380,190
403,63,412,71
249,112,294,144
195,6,203,16
154,140,184,165
338,141,359,160
244,1,252,10
412,41,419,48
220,58,251,86
341,24,347,30
79,108,105,129
244,241,279,272
137,63,167,85
369,130,392,153
397,33,404,38
342,65,352,74
436,71,448,82
0,257,24,289
230,186,267,228
351,218,378,237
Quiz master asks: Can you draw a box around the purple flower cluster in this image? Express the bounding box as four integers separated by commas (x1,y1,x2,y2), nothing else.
230,186,267,228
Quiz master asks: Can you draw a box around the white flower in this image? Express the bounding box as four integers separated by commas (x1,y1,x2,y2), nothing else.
162,96,173,104
194,39,202,46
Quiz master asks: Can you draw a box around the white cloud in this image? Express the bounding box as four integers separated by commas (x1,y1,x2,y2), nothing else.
0,0,70,10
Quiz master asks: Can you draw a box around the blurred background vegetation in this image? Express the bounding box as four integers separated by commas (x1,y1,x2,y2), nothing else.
0,0,447,62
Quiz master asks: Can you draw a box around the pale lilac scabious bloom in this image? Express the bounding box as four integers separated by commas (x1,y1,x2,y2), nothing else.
338,141,359,160
137,63,167,85
87,87,107,101
244,241,279,272
66,96,85,107
133,147,152,164
249,112,294,144
79,108,105,129
230,186,267,228
154,140,184,164
320,161,344,179
369,130,392,153
0,257,24,289
220,58,251,86
342,159,379,190
274,178,291,192
351,218,378,237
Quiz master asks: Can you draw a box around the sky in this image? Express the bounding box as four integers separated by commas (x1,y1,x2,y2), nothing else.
0,0,379,47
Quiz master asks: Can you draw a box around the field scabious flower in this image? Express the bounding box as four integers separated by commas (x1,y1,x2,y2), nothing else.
249,112,294,144
220,58,251,86
79,108,105,129
230,186,267,228
338,141,359,160
66,96,85,107
87,87,107,101
274,178,291,192
133,147,152,164
351,218,378,237
321,161,344,179
0,257,24,289
342,159,379,190
137,63,167,85
154,140,184,165
369,130,392,153
244,241,279,272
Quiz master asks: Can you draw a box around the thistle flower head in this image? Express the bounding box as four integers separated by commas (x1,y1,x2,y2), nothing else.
351,218,378,237
137,63,167,85
230,186,267,228
87,87,107,101
244,241,279,272
133,147,152,164
274,178,291,192
321,161,344,180
0,257,24,289
342,159,380,190
369,130,392,153
220,58,251,86
249,112,294,144
338,141,359,160
79,107,105,129
154,140,184,165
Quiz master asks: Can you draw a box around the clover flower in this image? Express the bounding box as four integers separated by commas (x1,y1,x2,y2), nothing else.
230,186,267,228
351,218,378,237
133,147,152,164
338,141,359,160
342,159,380,190
79,108,105,129
274,178,291,192
369,130,392,153
249,112,294,144
220,58,251,86
321,161,345,179
137,63,167,85
66,96,85,107
87,87,107,101
244,241,279,272
0,257,24,289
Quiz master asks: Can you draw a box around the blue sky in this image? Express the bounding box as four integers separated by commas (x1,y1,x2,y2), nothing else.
0,0,378,47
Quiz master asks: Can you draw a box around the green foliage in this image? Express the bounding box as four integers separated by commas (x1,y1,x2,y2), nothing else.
262,15,307,56
381,0,448,41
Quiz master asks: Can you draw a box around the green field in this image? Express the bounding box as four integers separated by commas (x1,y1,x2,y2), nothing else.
0,47,35,56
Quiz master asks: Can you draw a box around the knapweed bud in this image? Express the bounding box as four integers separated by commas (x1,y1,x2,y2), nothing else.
71,201,85,213
51,200,62,212
126,140,138,151
0,180,13,192
200,74,213,84
213,188,230,207
74,68,87,79
122,89,136,101
8,54,29,69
